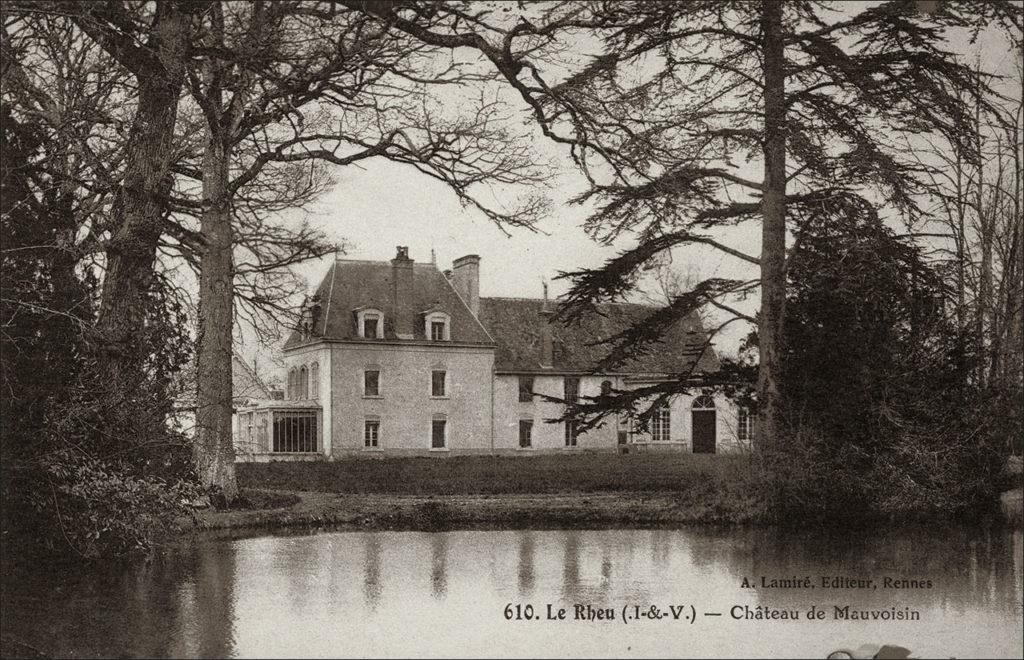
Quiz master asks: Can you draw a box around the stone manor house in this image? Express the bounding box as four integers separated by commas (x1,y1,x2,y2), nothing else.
234,247,752,460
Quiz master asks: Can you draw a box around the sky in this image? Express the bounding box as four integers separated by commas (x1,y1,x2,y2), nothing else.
237,4,1021,375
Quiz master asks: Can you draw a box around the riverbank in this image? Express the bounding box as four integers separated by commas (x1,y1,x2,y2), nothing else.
187,453,763,533
191,488,764,535
182,452,1021,535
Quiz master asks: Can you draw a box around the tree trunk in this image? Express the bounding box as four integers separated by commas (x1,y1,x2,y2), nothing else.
757,0,788,452
94,3,190,398
954,129,969,392
975,93,993,391
194,125,239,501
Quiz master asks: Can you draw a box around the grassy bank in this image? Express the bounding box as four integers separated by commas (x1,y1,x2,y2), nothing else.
191,453,1020,535
187,453,764,533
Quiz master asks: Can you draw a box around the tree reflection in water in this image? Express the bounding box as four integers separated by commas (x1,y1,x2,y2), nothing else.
1,527,1020,658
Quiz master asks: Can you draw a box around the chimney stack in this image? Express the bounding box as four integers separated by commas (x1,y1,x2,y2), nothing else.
539,280,554,368
452,254,480,316
391,246,414,339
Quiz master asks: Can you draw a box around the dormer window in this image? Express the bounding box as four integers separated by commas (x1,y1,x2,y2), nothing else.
423,311,451,341
365,317,379,338
355,308,384,339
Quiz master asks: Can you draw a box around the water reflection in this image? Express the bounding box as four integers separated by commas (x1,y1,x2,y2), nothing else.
517,532,535,595
561,531,581,600
430,533,448,599
362,534,382,610
2,526,1021,658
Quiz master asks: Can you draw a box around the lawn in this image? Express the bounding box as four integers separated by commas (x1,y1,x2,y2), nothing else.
237,452,754,496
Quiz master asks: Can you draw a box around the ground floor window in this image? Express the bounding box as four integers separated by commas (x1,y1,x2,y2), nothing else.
519,419,533,448
431,418,447,449
272,411,318,452
364,419,380,448
565,420,578,447
651,404,671,442
737,407,753,443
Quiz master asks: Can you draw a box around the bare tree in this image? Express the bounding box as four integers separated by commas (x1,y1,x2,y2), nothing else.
5,2,550,498
913,55,1023,402
174,2,549,499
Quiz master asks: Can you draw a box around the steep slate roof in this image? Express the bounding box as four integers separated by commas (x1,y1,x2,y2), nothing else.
232,354,273,400
477,297,719,375
284,260,492,348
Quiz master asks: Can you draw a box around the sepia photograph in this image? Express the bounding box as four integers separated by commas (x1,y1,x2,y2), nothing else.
1,1,1022,658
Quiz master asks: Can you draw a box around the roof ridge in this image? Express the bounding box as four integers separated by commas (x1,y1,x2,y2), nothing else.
482,296,658,309
438,268,496,343
231,352,270,397
331,258,441,269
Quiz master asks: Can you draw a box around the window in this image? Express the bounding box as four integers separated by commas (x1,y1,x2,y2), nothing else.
287,367,304,400
565,420,578,447
652,403,671,442
518,376,534,403
364,419,380,448
692,394,716,410
431,418,447,449
691,395,717,454
272,411,318,452
431,370,447,397
363,317,379,339
364,369,380,397
564,377,580,404
738,407,753,443
519,419,533,448
356,309,384,339
600,380,613,397
424,311,451,341
298,365,308,399
310,363,319,400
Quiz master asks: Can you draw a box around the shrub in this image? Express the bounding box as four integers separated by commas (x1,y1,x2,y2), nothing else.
16,450,198,558
764,408,1005,523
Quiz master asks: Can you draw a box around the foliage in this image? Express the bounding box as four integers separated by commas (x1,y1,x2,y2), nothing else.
22,450,198,558
782,201,950,446
761,205,1008,521
1,105,198,559
0,105,93,460
765,408,1006,523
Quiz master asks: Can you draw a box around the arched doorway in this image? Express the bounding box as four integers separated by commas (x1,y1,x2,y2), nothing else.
691,395,716,454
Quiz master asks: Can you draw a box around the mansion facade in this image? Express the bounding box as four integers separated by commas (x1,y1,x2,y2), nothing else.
234,247,751,460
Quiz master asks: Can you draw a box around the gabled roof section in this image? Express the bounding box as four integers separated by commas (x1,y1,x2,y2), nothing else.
285,260,493,348
477,297,719,375
232,353,273,400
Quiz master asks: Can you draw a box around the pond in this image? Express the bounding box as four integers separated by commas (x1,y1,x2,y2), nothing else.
2,525,1021,658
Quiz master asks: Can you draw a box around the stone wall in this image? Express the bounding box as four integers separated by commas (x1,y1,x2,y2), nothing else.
324,342,495,457
275,342,749,459
492,374,623,453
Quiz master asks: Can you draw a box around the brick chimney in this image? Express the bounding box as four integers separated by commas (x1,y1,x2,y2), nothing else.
391,246,414,339
539,281,554,368
452,254,480,316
